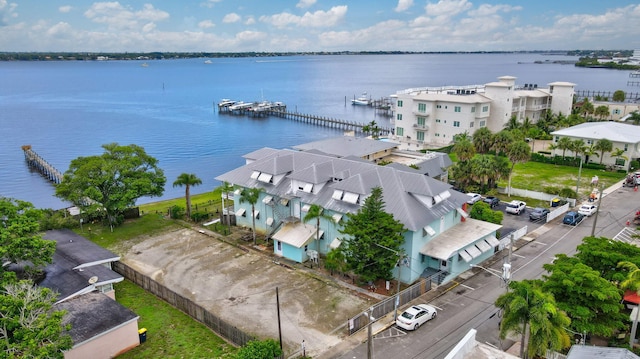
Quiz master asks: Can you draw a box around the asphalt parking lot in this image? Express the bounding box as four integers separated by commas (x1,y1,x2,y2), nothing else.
491,200,548,235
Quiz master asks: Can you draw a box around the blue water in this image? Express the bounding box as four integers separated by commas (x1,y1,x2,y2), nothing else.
0,54,636,209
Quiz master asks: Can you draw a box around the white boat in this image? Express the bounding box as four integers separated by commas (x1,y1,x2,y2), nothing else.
218,99,236,107
204,60,213,64
141,62,149,67
351,92,370,106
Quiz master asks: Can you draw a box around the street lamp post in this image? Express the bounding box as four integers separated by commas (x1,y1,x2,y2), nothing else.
365,307,375,359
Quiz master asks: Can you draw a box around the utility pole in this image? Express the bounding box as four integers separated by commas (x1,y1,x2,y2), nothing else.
590,184,604,237
276,287,283,352
576,157,583,198
367,307,374,359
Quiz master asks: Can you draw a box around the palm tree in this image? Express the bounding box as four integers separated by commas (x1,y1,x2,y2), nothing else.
470,155,494,191
452,138,475,162
583,143,599,164
618,261,640,347
594,138,613,164
220,181,234,228
594,105,610,121
611,148,628,169
556,137,573,159
506,141,531,196
472,127,493,154
504,115,520,131
238,187,263,245
492,130,514,156
629,111,640,125
173,173,202,221
496,280,571,359
303,204,332,268
362,120,380,139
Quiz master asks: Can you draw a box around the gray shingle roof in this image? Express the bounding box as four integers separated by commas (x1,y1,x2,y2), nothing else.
55,292,138,345
216,148,467,231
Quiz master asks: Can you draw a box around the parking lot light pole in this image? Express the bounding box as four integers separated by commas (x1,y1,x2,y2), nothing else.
590,184,604,237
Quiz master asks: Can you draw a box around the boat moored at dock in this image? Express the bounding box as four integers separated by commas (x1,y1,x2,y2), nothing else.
351,92,371,106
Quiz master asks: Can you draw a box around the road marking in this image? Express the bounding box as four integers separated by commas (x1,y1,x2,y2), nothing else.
459,283,474,290
512,253,526,258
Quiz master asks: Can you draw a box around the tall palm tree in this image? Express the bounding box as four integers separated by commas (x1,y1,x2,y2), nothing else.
452,138,476,162
506,140,531,196
472,127,493,154
496,280,571,359
629,111,640,125
492,130,514,156
303,204,332,268
173,173,202,220
594,139,613,165
238,187,263,245
556,137,573,159
504,115,521,131
618,261,640,347
611,148,628,169
220,181,234,228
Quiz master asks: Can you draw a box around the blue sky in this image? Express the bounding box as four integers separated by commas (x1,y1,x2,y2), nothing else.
1,0,639,52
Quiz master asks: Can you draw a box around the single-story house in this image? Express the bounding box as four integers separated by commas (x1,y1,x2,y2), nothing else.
216,145,501,285
39,230,140,359
550,122,640,171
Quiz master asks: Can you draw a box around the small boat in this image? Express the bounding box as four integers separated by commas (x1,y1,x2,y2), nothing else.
351,92,370,106
141,62,149,67
204,60,213,64
218,99,236,107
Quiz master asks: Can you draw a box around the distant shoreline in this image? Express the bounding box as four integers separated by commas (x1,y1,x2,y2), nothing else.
0,50,577,62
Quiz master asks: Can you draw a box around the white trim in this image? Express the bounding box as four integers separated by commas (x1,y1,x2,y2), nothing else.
235,208,246,216
250,171,260,179
332,213,343,223
332,190,343,200
475,240,491,253
465,245,482,258
423,225,436,236
456,207,469,218
262,195,273,204
253,210,260,218
342,192,359,204
329,238,342,249
486,236,500,247
459,250,473,262
301,204,311,212
257,172,273,183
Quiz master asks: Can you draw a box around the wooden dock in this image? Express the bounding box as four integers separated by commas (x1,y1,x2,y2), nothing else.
267,110,394,135
22,145,63,184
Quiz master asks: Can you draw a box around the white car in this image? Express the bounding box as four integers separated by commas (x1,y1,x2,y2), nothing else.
505,200,526,215
395,304,437,331
466,193,482,205
578,204,597,217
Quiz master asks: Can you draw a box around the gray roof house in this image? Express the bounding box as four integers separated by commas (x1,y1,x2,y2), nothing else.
216,147,501,285
38,230,140,359
550,122,640,171
566,345,640,359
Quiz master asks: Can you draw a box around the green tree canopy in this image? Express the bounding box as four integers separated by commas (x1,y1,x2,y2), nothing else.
612,90,626,102
303,204,332,267
0,280,73,358
575,236,640,282
472,127,493,154
468,201,503,225
339,187,406,283
542,255,626,337
452,137,476,162
173,173,202,220
0,198,55,281
496,279,571,359
55,143,166,230
235,338,283,359
492,130,514,155
594,105,610,120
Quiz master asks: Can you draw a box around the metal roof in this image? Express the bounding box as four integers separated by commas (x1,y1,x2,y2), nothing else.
216,148,468,231
551,122,640,143
292,136,398,158
566,346,640,359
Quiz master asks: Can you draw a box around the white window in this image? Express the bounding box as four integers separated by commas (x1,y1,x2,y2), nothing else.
250,171,260,179
257,172,272,183
302,183,313,193
342,192,359,204
332,190,344,200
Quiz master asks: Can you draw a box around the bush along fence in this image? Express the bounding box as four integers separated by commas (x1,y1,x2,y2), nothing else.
113,261,255,347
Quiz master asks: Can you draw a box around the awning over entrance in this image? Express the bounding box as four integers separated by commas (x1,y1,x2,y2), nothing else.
419,218,502,261
329,238,342,249
271,222,324,249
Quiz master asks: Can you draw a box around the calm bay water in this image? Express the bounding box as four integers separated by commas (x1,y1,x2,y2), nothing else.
0,53,635,209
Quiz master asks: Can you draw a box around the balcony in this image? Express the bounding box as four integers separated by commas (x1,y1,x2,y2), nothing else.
413,123,429,130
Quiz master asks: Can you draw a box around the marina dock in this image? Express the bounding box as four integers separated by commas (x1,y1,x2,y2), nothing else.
22,145,63,184
216,99,394,135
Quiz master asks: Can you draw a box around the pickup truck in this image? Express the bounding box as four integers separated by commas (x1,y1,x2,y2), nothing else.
505,200,526,215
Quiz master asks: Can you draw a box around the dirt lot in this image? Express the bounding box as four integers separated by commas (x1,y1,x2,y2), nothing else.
117,227,372,357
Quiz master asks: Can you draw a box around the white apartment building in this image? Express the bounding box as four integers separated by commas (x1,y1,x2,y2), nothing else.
391,76,575,150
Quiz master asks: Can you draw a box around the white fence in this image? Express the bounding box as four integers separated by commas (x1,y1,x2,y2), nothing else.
497,187,576,207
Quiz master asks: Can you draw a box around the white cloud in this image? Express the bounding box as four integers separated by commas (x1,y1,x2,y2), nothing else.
59,5,73,13
261,5,347,28
142,22,155,32
468,4,521,17
222,13,241,23
84,2,169,30
0,0,18,26
244,16,255,25
200,0,221,9
46,21,72,36
296,0,316,9
395,0,413,13
425,0,472,17
198,19,215,29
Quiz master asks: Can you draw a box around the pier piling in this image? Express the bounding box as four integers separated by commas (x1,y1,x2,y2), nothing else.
22,145,64,184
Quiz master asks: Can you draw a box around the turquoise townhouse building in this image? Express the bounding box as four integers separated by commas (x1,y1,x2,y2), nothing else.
215,144,501,285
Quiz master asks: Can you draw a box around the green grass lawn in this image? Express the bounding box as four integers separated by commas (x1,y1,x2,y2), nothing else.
114,280,237,359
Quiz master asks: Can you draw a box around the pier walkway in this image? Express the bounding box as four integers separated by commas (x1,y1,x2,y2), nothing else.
267,110,394,135
22,145,63,184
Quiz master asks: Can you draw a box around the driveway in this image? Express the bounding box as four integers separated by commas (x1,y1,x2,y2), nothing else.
116,227,371,357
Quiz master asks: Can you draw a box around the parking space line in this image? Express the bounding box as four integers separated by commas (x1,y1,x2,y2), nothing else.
459,283,474,290
512,253,526,258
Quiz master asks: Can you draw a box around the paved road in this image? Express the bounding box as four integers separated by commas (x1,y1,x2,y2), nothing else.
336,183,639,359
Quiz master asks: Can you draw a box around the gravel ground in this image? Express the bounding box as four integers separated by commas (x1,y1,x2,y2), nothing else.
119,227,372,357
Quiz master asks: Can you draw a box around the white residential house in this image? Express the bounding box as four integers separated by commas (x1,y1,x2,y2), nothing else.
216,142,501,285
550,122,640,171
392,76,575,150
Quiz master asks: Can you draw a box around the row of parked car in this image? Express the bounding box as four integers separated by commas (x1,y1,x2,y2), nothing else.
466,192,598,225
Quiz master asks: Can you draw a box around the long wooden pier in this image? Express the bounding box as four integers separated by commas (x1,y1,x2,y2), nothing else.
22,145,63,184
267,110,394,135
